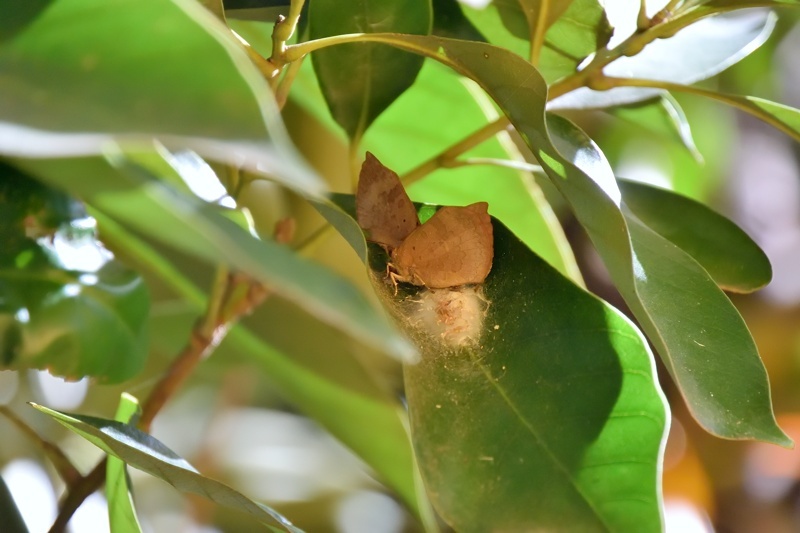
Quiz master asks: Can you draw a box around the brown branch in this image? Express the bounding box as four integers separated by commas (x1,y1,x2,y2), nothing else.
48,461,106,533
0,406,81,487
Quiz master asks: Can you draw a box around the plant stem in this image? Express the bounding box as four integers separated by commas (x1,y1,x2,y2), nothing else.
637,0,650,31
267,0,306,75
138,266,229,432
528,3,549,65
601,76,800,143
275,54,305,110
401,119,511,186
281,9,711,183
48,461,106,533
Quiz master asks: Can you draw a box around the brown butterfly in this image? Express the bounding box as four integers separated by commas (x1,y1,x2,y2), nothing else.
356,152,493,290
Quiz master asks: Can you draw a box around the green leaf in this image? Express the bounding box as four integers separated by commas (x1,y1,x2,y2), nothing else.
30,403,300,533
354,33,789,444
619,179,771,293
550,10,776,109
0,0,267,139
91,209,428,522
308,0,432,140
107,393,143,533
0,475,28,533
13,153,415,363
460,0,612,82
531,0,613,82
335,196,668,531
0,0,325,199
611,94,703,162
0,164,150,383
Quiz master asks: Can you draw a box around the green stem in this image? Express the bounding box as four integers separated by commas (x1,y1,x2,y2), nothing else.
448,157,544,175
401,119,511,186
601,76,800,143
637,0,650,31
268,0,307,73
280,10,720,183
528,3,549,65
275,54,305,110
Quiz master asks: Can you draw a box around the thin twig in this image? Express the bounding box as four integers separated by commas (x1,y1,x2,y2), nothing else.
0,406,81,486
48,461,106,533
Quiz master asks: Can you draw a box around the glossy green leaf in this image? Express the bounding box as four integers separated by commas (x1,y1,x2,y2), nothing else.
13,153,415,363
611,94,703,162
0,475,28,533
353,33,788,444
92,209,428,522
107,393,143,533
619,179,771,293
0,164,149,383
334,195,668,531
460,0,611,82
0,0,325,199
308,0,432,140
31,404,300,533
550,10,776,110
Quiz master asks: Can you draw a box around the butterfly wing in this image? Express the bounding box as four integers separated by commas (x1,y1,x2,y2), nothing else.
356,152,419,249
391,202,493,288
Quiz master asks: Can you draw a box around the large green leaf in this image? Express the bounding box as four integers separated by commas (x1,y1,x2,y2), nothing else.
332,196,668,531
619,179,772,293
13,153,415,362
0,163,149,383
0,475,28,533
329,33,789,443
460,0,612,82
92,210,428,523
550,10,776,110
31,404,300,533
107,393,143,533
308,0,432,140
0,0,324,198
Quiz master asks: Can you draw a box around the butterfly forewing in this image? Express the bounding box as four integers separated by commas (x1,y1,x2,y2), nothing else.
356,152,419,249
391,202,493,288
